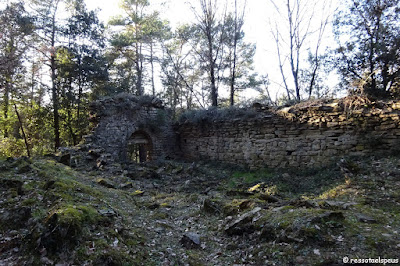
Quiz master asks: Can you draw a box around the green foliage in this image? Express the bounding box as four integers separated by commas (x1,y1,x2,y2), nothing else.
222,10,258,105
0,136,26,158
0,2,34,141
0,0,259,157
108,0,167,95
0,104,18,136
0,101,55,157
334,0,400,98
3,0,398,162
0,0,108,155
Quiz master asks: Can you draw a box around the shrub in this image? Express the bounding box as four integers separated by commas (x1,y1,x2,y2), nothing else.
178,106,261,124
0,137,26,158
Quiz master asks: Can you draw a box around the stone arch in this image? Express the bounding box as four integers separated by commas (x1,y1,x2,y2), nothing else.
127,130,153,163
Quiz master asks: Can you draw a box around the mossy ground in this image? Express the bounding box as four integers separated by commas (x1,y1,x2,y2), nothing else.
1,155,399,265
0,158,147,265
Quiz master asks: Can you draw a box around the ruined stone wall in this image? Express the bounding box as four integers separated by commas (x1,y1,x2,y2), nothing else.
84,94,176,162
177,102,400,169
83,94,400,169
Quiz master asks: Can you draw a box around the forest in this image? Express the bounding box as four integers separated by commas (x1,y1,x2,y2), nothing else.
0,0,399,157
1,1,400,265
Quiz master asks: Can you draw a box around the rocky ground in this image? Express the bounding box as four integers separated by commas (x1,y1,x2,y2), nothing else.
0,153,400,265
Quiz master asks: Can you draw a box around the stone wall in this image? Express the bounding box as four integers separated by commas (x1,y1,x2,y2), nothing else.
84,94,176,163
83,94,400,169
176,101,400,169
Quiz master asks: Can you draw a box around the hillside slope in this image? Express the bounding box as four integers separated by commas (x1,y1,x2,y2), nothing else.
0,155,399,265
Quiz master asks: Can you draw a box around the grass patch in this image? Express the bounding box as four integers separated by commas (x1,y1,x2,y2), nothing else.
228,163,345,197
228,168,275,188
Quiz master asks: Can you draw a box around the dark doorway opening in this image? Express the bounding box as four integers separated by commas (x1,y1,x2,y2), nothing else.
128,131,152,163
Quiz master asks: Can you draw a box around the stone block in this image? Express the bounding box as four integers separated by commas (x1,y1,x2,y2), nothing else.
312,143,320,150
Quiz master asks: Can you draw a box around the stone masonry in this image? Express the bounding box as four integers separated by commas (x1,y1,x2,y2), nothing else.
84,94,400,169
85,94,177,163
176,100,400,169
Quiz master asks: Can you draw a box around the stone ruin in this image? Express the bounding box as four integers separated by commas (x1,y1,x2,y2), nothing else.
64,94,400,169
84,94,177,165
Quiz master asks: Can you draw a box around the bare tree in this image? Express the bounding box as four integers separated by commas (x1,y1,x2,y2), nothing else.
271,22,292,101
307,3,331,98
270,0,332,101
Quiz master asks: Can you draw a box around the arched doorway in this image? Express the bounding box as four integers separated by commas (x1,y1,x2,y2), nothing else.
127,131,152,163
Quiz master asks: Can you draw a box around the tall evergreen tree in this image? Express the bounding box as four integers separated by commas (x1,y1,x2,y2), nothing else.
108,0,166,96
192,0,228,107
30,0,64,150
59,0,107,144
0,2,33,137
334,0,400,97
223,3,257,106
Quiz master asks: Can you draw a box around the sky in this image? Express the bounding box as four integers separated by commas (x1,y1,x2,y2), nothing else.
86,0,276,74
84,0,276,72
0,0,344,105
0,0,341,101
84,0,340,101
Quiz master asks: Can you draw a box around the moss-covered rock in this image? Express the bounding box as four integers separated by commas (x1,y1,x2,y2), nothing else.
35,205,99,254
223,199,255,216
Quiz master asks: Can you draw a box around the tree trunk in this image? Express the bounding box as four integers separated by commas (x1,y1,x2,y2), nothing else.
135,42,143,96
210,70,218,106
150,42,155,96
368,36,376,93
308,60,318,99
30,64,35,108
76,56,83,141
14,103,30,157
51,56,60,150
3,79,10,137
208,34,218,107
230,0,239,106
51,17,60,150
134,1,143,96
